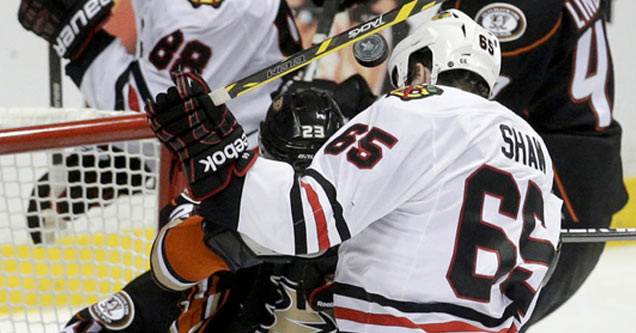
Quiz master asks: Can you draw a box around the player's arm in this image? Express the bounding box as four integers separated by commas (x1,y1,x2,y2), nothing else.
61,271,185,332
18,0,115,59
17,0,145,110
145,72,428,257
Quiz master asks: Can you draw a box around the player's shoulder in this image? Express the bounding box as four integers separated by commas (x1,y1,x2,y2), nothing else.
382,84,446,105
378,84,496,115
444,0,563,53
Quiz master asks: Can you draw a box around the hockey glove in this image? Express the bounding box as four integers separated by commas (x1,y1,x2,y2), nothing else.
280,74,376,118
18,0,114,59
146,71,256,201
335,74,377,118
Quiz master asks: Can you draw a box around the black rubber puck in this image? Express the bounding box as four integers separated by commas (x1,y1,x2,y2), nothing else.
353,34,389,68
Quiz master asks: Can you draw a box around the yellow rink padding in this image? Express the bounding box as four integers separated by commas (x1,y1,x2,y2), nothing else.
0,227,155,314
609,177,636,246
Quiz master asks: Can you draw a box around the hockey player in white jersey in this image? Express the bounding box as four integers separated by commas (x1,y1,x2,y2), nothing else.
61,87,346,332
146,9,563,332
18,0,301,148
17,0,302,245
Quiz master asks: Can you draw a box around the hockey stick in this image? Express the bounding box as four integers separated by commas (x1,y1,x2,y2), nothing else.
561,228,636,243
210,0,446,105
302,0,341,81
44,45,67,243
49,45,63,108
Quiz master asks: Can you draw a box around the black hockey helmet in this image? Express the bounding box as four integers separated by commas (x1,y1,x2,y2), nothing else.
259,90,345,172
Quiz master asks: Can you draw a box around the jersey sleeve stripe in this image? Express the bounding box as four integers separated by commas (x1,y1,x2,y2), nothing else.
290,180,307,254
151,216,230,290
129,60,153,102
333,282,520,329
150,219,195,290
304,169,352,241
301,181,331,250
502,14,562,57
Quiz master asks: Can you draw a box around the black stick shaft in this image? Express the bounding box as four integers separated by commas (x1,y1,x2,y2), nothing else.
302,0,341,81
561,228,636,243
49,45,63,108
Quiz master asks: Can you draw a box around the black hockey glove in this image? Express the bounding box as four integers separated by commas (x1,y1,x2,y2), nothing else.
334,74,377,118
18,0,114,59
280,74,376,118
146,71,256,201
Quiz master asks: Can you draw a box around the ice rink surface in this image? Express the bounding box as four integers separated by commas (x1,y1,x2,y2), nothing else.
530,244,636,332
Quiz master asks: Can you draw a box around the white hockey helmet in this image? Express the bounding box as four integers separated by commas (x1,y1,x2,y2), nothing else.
388,9,501,94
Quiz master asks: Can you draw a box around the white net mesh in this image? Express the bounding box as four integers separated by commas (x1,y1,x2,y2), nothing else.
0,109,163,333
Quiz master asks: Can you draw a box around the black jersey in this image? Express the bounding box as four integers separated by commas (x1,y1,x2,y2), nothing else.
445,0,614,132
444,0,627,219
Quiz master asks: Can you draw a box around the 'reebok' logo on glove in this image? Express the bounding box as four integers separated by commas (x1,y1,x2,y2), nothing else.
146,70,257,201
198,133,249,173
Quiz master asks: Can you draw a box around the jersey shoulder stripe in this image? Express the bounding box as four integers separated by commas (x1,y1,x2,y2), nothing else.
289,180,307,254
301,181,331,250
304,169,351,241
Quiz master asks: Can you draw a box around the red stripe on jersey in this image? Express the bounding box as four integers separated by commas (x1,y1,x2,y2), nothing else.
553,167,580,222
334,307,517,333
301,181,330,250
128,85,140,111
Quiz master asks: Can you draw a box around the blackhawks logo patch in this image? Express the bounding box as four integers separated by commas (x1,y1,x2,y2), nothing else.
389,84,443,101
187,0,224,8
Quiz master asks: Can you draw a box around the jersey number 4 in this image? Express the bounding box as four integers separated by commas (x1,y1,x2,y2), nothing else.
324,123,398,169
570,21,612,129
447,165,556,316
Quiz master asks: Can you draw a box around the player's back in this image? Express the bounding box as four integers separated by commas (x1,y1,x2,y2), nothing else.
327,85,562,332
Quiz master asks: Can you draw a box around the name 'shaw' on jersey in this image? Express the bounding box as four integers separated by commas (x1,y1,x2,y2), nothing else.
499,124,546,173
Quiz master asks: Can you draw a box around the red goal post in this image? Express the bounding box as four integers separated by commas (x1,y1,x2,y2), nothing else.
0,108,182,332
0,112,181,209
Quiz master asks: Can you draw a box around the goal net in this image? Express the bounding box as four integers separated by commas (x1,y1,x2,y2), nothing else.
0,107,175,333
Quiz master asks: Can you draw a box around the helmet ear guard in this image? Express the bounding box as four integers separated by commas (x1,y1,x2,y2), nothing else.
259,90,345,172
387,9,501,96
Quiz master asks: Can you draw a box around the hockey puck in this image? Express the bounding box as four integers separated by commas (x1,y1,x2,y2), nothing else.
353,34,389,68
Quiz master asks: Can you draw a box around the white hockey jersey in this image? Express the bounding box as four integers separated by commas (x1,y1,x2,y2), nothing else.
68,0,300,147
202,84,563,332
